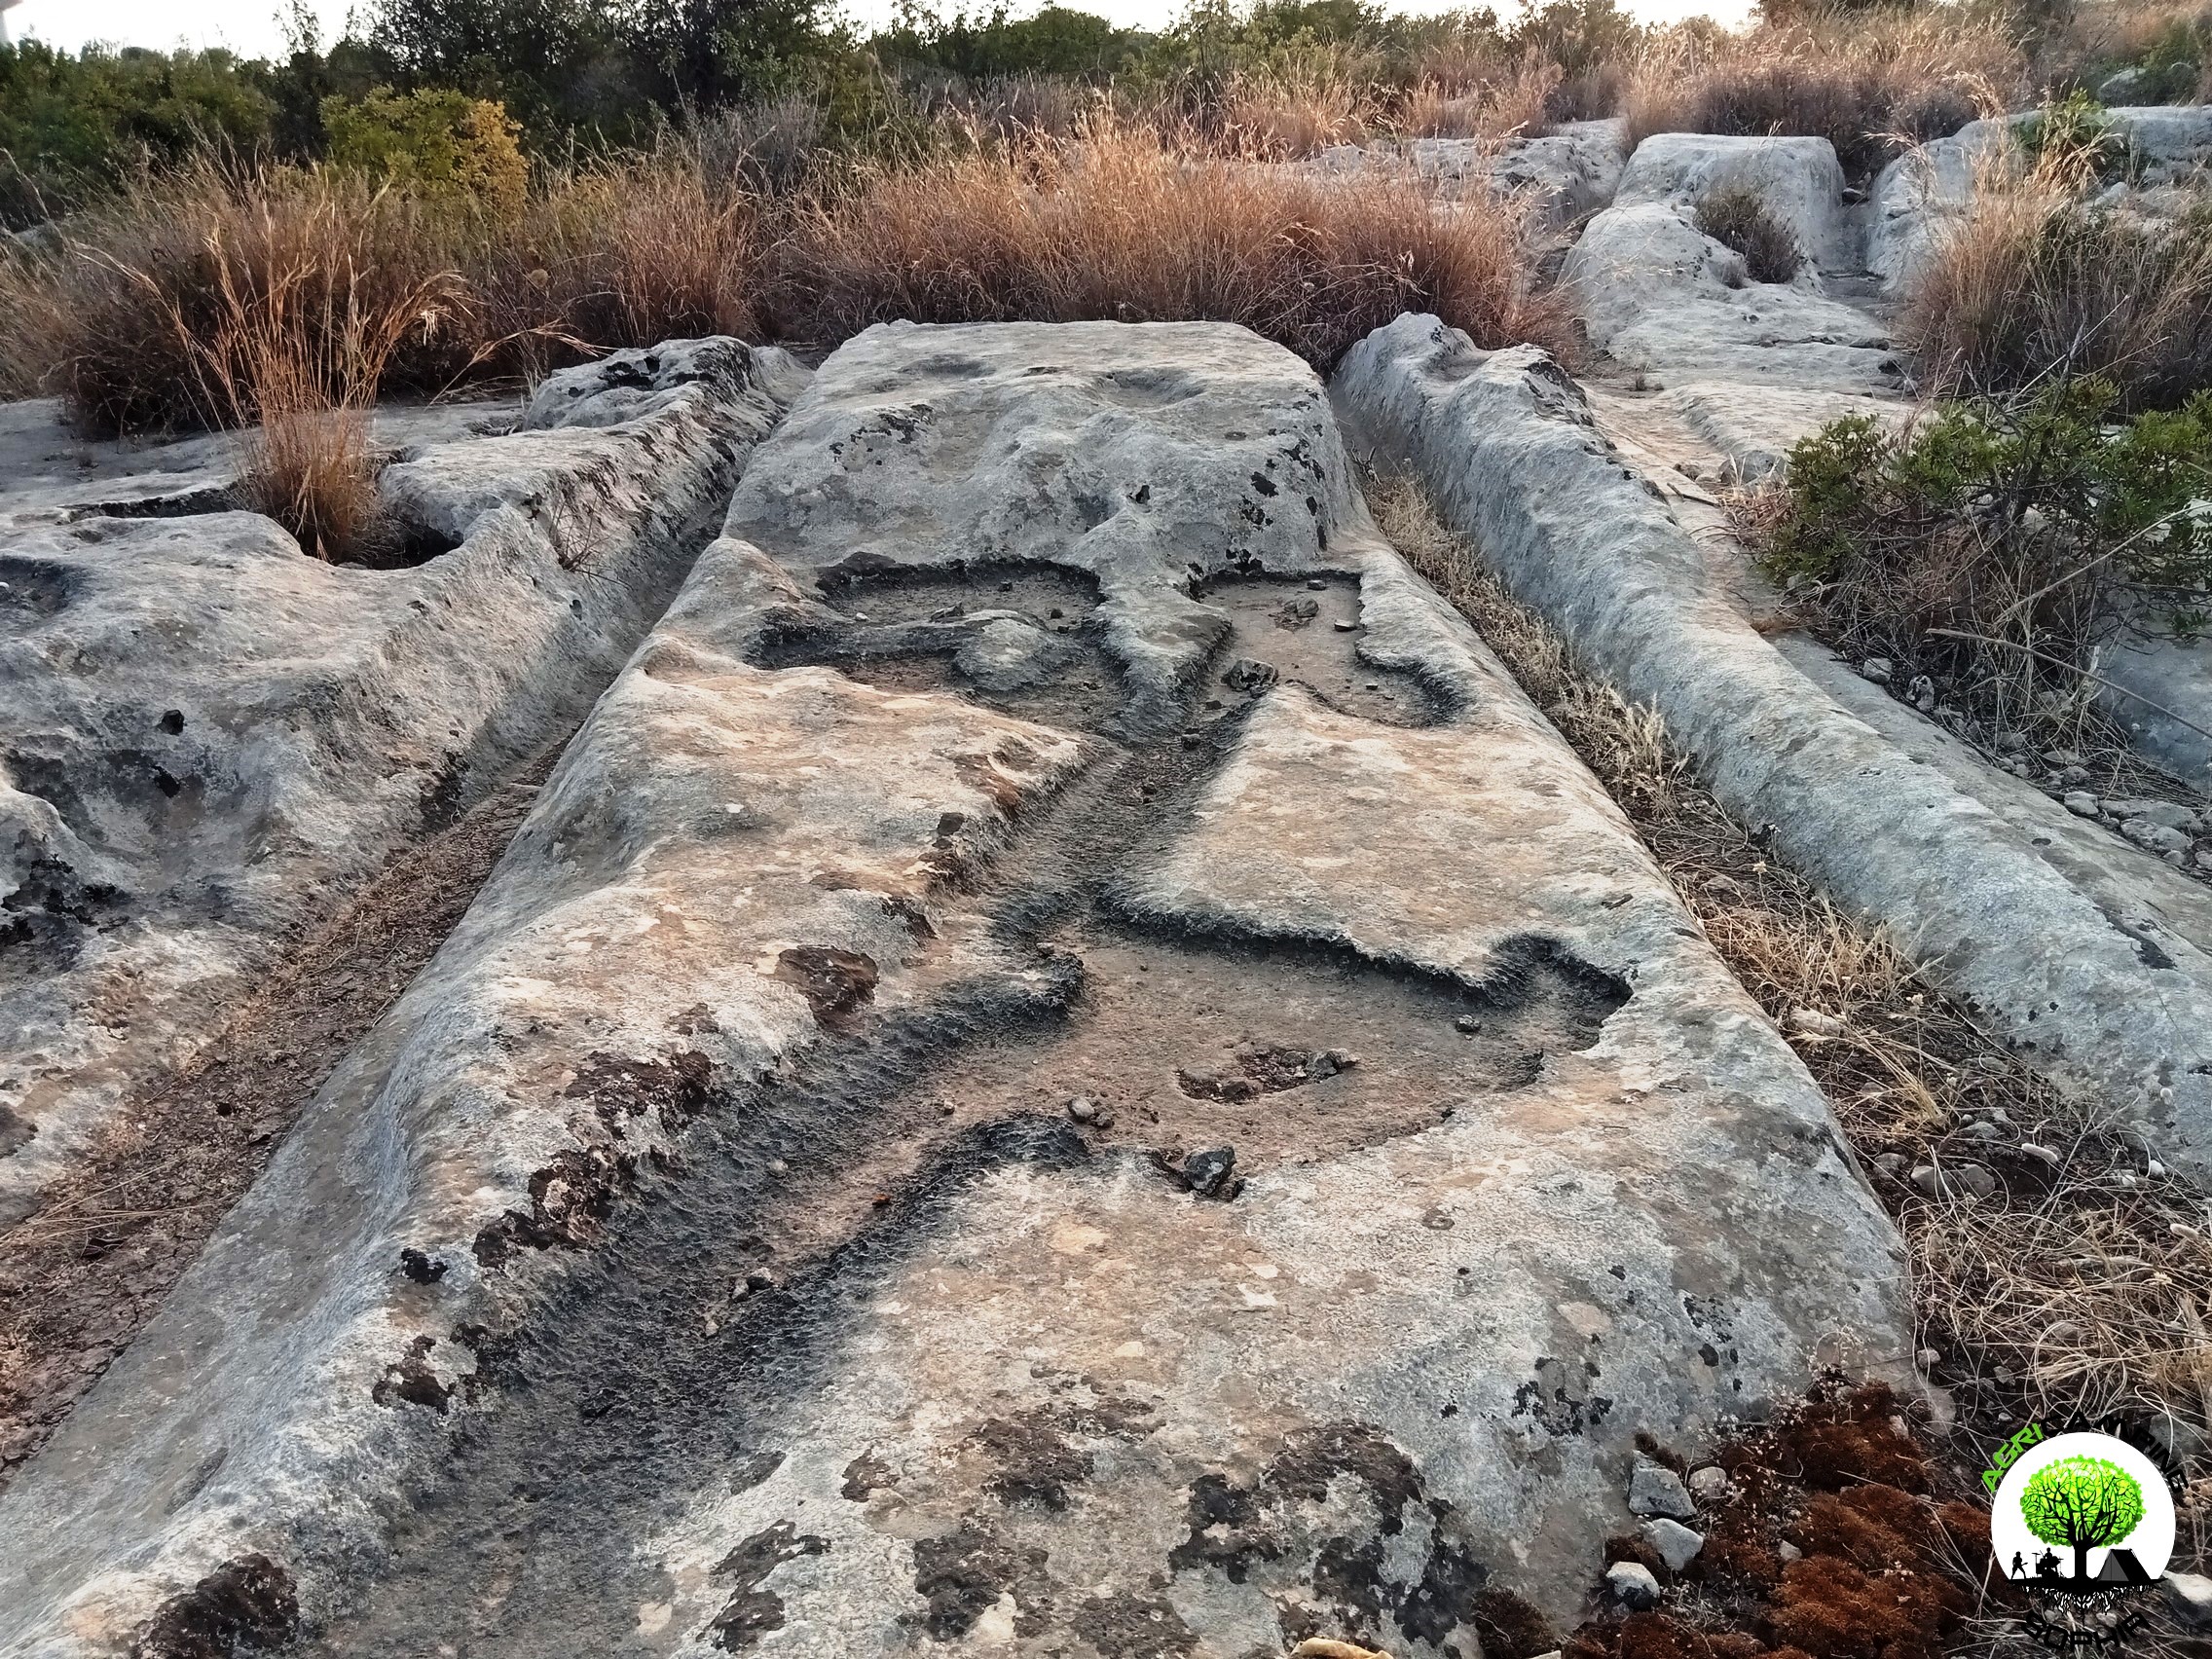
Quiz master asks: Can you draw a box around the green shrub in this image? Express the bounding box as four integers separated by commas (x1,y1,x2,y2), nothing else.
1756,381,2212,726
2019,88,2134,180
322,89,527,216
0,41,277,224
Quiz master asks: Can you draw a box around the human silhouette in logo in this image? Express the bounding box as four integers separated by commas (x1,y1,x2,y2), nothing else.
2035,1548,2063,1580
2012,1551,2027,1579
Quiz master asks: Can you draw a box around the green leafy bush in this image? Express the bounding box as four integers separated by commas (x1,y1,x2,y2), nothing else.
2019,89,2134,181
322,89,527,216
1756,381,2212,723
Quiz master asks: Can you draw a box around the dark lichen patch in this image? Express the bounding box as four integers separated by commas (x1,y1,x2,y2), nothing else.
708,1522,829,1652
908,1521,1047,1640
133,1553,299,1659
471,1143,638,1270
1068,1591,1202,1658
371,1335,454,1412
773,946,880,1029
841,1448,895,1500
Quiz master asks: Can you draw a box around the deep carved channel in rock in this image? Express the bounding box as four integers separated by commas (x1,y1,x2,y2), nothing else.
301,546,1624,1656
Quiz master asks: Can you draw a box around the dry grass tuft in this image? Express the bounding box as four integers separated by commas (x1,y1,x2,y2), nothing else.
1902,152,2212,410
1370,470,2212,1453
137,191,465,561
1697,182,1802,283
774,114,1567,370
1624,13,2015,175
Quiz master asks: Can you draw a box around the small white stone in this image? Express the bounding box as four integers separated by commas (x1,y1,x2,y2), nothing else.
1778,1540,1803,1563
1686,1464,1728,1500
1643,1517,1706,1573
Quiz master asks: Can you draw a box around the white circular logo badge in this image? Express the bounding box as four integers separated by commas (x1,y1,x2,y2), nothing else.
1991,1430,2177,1591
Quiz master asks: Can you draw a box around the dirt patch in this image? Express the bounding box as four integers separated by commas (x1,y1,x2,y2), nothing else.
0,754,559,1490
1569,1382,1992,1659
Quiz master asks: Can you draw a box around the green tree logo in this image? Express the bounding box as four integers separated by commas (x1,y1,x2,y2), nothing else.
2019,1456,2147,1579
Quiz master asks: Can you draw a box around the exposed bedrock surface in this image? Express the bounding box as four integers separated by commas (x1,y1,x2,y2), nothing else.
1307,120,1628,226
1563,133,1903,396
0,321,1906,1658
0,339,807,1221
1867,104,2212,295
1337,313,2212,1181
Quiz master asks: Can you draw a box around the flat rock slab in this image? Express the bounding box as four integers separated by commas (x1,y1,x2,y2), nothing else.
0,322,1906,1659
0,341,804,1221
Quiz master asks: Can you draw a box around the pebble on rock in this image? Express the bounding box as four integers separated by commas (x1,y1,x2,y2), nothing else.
1628,1460,1696,1521
1642,1518,1706,1574
1685,1465,1727,1500
2063,792,2100,818
1182,1147,1237,1198
1606,1560,1661,1610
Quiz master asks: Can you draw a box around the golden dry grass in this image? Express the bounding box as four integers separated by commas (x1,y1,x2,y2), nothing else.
1,112,1563,433
1901,146,2212,409
771,113,1567,370
1623,11,2018,174
1370,471,2212,1452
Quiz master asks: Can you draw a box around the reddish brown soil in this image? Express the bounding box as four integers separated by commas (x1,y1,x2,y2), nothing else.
0,758,554,1491
1568,1381,2008,1659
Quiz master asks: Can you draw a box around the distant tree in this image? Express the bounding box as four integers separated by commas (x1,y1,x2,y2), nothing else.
323,89,528,216
2020,1456,2146,1581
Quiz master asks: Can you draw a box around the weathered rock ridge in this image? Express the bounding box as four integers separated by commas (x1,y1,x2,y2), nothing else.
0,321,1906,1659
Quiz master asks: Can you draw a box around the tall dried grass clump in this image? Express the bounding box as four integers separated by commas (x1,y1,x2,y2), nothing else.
1902,149,2212,409
168,233,463,562
772,115,1566,370
1394,55,1561,140
3,160,473,436
1625,11,2017,175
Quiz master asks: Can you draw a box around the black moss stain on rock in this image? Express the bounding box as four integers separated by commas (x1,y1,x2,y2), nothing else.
771,946,880,1030
371,1336,454,1412
1069,1591,1202,1658
133,1553,299,1659
470,1051,714,1270
909,1521,1049,1640
708,1521,829,1652
1164,1421,1553,1659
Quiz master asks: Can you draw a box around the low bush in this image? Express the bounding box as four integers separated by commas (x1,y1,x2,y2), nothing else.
1696,182,1800,282
322,90,530,219
1751,382,2212,735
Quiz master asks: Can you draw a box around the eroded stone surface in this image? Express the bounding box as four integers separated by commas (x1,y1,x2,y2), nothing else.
1335,313,2212,1183
0,339,804,1221
1562,133,1903,396
0,322,1906,1659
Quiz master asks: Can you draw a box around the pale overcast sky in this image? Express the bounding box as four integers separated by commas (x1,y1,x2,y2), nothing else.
7,0,1753,57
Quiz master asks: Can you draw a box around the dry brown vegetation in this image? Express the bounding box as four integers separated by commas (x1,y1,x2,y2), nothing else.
1371,473,2212,1453
1623,10,2017,175
778,114,1565,368
0,113,1562,444
1902,145,2212,409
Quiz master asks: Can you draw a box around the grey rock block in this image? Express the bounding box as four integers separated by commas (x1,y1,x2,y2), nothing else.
1630,1460,1697,1520
1608,1560,1663,1608
1644,1517,1707,1572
